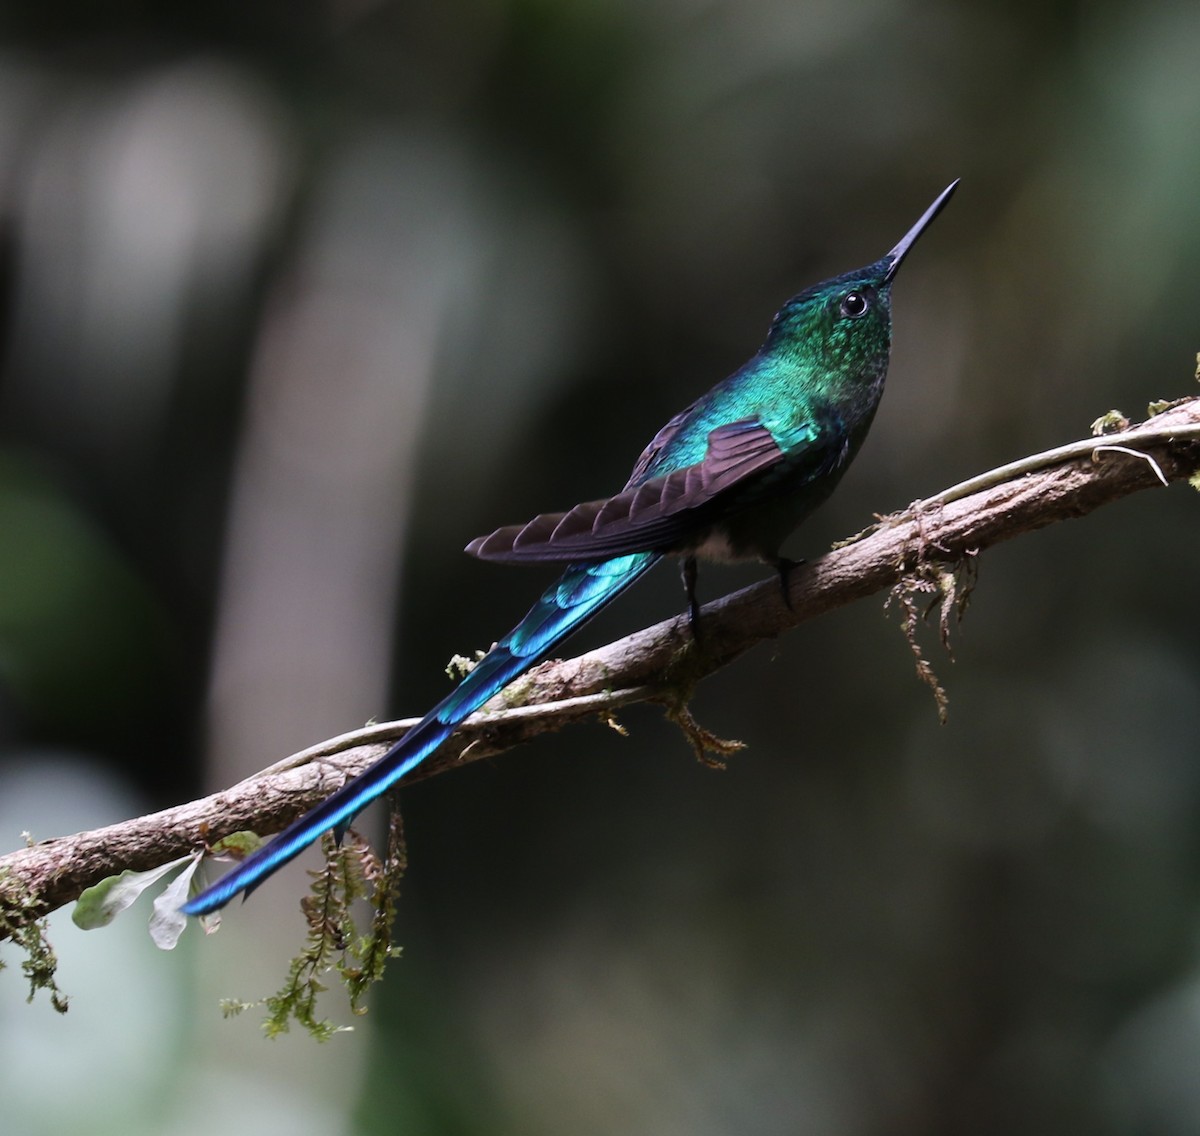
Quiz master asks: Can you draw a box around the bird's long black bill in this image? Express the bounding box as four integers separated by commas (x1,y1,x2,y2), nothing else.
883,179,959,282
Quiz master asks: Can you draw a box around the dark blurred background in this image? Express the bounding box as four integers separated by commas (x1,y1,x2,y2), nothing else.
1,2,1200,1134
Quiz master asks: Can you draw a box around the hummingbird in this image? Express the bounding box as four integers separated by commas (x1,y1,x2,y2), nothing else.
182,180,958,916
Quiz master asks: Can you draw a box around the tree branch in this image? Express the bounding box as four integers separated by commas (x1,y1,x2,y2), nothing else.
3,397,1199,932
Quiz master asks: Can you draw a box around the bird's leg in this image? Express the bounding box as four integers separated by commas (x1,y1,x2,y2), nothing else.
681,555,701,638
771,556,804,611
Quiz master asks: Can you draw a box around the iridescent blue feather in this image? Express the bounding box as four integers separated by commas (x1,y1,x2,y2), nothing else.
182,553,659,915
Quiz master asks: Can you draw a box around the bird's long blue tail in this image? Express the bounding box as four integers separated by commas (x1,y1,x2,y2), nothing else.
182,552,661,915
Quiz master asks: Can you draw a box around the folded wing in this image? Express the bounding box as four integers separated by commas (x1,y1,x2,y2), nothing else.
466,418,785,562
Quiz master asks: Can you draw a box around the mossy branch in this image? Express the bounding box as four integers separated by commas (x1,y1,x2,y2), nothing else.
2,395,1199,940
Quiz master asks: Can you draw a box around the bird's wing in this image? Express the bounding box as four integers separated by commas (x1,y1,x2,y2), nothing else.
465,418,786,561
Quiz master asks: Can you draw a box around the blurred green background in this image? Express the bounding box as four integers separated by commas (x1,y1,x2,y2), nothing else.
1,2,1200,1133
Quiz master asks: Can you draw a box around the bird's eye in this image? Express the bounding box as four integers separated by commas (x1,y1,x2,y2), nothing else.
839,291,869,319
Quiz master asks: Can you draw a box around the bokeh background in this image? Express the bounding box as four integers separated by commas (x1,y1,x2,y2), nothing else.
1,2,1200,1134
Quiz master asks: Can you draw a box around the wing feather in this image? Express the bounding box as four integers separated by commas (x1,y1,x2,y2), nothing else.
465,418,786,562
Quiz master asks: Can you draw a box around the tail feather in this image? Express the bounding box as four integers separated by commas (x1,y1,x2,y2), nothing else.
182,552,660,916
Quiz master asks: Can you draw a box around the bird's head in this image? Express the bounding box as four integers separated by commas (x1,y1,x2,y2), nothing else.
764,180,958,382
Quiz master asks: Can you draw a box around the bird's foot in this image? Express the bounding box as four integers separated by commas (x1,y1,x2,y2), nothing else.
681,556,702,641
772,556,804,611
